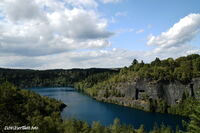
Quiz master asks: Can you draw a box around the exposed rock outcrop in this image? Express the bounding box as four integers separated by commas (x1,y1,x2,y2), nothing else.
117,78,200,105
96,78,200,110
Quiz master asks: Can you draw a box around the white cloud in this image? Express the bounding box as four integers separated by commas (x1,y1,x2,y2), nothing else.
147,24,152,29
136,29,144,34
0,1,200,70
0,49,144,69
0,1,114,57
102,0,122,4
109,11,127,24
64,0,98,8
0,0,45,22
147,13,200,58
115,11,127,17
114,28,134,33
110,17,116,23
186,49,200,55
47,9,113,39
147,14,200,47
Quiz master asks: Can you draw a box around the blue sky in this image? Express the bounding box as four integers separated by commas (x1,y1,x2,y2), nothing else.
0,0,200,69
99,0,200,50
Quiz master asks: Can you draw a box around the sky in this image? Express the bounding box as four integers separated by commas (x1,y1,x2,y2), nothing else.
0,0,200,69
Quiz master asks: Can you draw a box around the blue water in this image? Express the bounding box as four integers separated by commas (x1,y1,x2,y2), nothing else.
27,87,188,131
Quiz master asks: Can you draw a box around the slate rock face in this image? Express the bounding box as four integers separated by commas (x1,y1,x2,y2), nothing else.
114,78,200,105
157,78,200,105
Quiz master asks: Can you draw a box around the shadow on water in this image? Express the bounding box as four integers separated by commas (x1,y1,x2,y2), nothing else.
27,87,188,131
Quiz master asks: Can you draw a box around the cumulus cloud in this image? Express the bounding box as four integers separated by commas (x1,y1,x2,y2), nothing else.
186,49,200,55
0,0,114,57
64,0,98,8
47,9,113,39
0,0,45,22
147,14,200,47
147,13,200,57
0,1,200,69
0,49,144,69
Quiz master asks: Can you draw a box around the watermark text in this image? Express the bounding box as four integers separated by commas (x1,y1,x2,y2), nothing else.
4,126,38,131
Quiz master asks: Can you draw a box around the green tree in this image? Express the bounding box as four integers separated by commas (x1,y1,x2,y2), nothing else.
90,121,104,133
151,58,161,66
112,118,121,133
132,59,139,66
137,125,145,133
187,102,200,133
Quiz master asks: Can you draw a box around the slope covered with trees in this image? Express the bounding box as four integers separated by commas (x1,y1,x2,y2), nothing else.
75,54,200,116
76,54,200,89
0,82,199,133
0,82,66,133
0,68,118,88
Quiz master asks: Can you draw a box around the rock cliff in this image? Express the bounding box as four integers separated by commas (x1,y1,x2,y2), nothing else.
115,78,200,105
94,78,200,112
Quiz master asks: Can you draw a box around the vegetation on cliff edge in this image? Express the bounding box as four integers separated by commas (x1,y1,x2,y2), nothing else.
75,54,200,116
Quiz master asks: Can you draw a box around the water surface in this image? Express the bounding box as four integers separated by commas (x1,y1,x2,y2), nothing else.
27,87,187,131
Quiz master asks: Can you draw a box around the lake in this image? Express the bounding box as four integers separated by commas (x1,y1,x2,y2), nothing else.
27,87,188,131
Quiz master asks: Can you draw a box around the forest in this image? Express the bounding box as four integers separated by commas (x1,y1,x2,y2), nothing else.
0,68,118,88
0,82,200,133
74,54,200,116
76,54,200,90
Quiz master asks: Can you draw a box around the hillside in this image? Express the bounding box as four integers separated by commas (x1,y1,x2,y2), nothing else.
0,68,119,88
0,82,66,133
1,82,192,133
75,54,200,116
